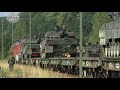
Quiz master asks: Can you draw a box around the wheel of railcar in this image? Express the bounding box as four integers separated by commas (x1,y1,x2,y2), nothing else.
60,66,63,73
115,71,119,78
40,62,42,68
95,66,106,78
32,60,34,65
46,64,48,69
118,72,120,78
65,66,67,73
66,66,69,74
53,65,55,71
88,68,91,78
57,64,60,71
42,64,44,68
111,71,115,78
77,66,79,76
92,68,96,78
73,66,78,75
36,60,39,67
47,64,50,70
23,60,26,65
90,69,93,78
105,70,109,78
97,71,105,78
44,64,46,69
93,70,97,78
55,65,58,71
66,66,70,74
63,66,66,73
86,69,89,78
72,66,75,75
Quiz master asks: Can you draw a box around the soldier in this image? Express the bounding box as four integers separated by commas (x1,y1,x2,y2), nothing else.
54,25,60,32
38,33,41,43
60,25,67,38
8,53,15,71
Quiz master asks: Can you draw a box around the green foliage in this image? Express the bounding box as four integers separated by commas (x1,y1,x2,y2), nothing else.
89,12,108,43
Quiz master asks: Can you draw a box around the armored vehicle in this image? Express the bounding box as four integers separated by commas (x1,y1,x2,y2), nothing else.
39,28,80,74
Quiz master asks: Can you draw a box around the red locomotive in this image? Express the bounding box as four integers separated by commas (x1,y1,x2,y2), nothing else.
10,36,41,65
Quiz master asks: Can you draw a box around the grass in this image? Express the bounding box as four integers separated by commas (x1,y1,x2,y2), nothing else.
0,60,78,78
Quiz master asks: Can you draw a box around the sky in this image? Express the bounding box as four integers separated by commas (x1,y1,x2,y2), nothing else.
0,12,20,17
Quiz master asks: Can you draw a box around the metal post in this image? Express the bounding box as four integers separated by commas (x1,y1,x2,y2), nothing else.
29,12,31,63
79,12,83,78
1,12,3,60
6,12,19,45
12,22,13,45
11,12,14,45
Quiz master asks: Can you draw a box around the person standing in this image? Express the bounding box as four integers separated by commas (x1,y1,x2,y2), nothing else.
8,53,15,71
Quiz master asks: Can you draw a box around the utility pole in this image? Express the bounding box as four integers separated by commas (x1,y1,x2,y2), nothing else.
6,12,19,46
29,12,31,63
79,12,83,78
12,17,13,45
1,12,3,60
11,12,14,46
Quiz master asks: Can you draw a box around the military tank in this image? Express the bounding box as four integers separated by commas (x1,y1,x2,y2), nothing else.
40,31,79,58
39,26,80,74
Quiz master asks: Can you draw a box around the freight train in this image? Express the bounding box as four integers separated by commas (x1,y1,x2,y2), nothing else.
10,12,120,78
10,26,100,76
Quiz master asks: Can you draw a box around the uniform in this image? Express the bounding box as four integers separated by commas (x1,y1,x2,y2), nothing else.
8,55,15,71
60,25,67,38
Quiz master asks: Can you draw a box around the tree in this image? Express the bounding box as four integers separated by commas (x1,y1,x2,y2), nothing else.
89,12,108,43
